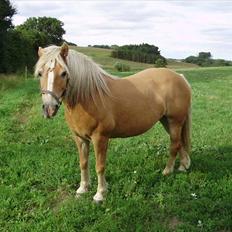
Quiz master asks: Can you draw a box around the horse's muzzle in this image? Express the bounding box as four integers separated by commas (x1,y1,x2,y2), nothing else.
42,104,59,119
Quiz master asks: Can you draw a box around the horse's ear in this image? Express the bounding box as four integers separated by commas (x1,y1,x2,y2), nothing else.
38,47,43,57
60,42,69,58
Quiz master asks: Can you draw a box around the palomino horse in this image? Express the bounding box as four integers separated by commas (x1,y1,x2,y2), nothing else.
35,43,191,202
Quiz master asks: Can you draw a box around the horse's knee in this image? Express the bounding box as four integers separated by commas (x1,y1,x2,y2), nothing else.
80,160,88,170
96,164,105,174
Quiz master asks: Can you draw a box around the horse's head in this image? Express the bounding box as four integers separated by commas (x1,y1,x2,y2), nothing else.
36,43,69,118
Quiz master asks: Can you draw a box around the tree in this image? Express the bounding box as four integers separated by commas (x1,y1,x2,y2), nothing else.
155,57,167,68
111,43,166,64
17,17,65,45
198,52,212,60
0,0,16,31
0,4,67,74
0,0,16,72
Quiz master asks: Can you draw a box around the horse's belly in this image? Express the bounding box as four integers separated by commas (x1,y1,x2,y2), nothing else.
110,115,158,138
110,96,165,138
111,125,155,138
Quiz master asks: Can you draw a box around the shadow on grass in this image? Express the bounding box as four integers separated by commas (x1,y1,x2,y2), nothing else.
191,145,232,178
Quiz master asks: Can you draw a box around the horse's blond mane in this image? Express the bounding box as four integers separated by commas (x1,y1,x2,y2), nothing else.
35,45,115,107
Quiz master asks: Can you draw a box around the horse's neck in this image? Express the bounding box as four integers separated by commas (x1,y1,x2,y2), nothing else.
63,94,103,117
63,74,114,116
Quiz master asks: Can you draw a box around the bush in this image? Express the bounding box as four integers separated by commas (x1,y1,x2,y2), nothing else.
114,62,131,72
154,58,167,67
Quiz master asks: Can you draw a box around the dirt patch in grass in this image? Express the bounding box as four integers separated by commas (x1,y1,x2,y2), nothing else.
168,216,183,230
14,100,33,125
51,187,71,213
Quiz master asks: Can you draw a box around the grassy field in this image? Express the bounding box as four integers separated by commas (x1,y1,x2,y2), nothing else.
74,46,199,71
1,66,232,231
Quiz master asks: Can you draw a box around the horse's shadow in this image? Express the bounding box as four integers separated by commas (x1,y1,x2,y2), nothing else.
189,145,232,179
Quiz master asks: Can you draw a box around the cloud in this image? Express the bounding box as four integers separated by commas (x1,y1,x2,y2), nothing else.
11,0,232,60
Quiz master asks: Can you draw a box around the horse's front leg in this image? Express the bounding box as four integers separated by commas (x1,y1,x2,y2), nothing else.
92,135,109,203
74,136,90,197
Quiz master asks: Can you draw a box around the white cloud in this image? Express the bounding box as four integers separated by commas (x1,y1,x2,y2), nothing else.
11,0,232,60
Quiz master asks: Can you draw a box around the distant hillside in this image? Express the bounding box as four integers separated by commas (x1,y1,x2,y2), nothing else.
72,46,199,71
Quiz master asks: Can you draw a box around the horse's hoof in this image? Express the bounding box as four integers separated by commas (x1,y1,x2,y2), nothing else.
93,192,105,203
178,164,187,172
162,167,173,176
179,158,191,171
76,186,88,197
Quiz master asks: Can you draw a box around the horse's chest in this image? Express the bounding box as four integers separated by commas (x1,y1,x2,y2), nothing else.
64,107,96,139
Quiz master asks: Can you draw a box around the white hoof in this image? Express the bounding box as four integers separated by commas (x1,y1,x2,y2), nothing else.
76,185,88,197
180,157,191,170
162,167,173,176
93,192,105,203
178,164,187,172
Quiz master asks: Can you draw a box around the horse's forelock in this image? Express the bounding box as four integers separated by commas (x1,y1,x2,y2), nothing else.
35,46,68,76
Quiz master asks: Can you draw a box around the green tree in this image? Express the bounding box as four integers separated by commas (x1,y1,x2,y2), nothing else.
0,0,16,72
198,52,212,60
17,17,65,45
0,4,66,74
111,43,166,64
155,57,167,68
0,0,16,31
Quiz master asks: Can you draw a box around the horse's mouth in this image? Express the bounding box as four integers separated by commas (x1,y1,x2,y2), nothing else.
42,104,59,119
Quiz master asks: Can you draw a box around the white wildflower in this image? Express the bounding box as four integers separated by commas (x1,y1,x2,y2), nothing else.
191,193,197,199
197,220,203,227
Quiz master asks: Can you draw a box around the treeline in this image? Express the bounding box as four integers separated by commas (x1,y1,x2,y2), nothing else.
184,52,232,67
0,0,66,73
111,43,167,66
89,45,112,49
88,44,119,49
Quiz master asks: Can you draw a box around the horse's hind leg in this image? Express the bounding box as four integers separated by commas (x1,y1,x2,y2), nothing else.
162,119,182,175
178,110,191,172
75,136,90,197
178,147,191,172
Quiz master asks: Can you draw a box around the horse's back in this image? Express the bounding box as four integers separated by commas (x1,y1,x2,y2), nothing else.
119,68,191,104
126,68,189,88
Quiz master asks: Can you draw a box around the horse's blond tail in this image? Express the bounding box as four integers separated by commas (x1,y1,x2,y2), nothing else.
181,107,191,154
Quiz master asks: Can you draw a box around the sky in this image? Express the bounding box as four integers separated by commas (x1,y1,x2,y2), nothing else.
11,0,232,60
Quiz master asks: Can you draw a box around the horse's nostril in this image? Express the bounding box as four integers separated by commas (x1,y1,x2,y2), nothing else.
42,103,59,119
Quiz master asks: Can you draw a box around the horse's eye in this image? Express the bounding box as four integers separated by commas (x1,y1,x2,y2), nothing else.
61,71,67,78
38,72,42,77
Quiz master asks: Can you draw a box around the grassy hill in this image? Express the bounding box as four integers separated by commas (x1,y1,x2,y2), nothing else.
73,46,199,71
1,66,232,231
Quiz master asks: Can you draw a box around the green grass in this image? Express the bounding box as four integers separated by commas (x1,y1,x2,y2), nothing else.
1,67,232,231
74,46,199,71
